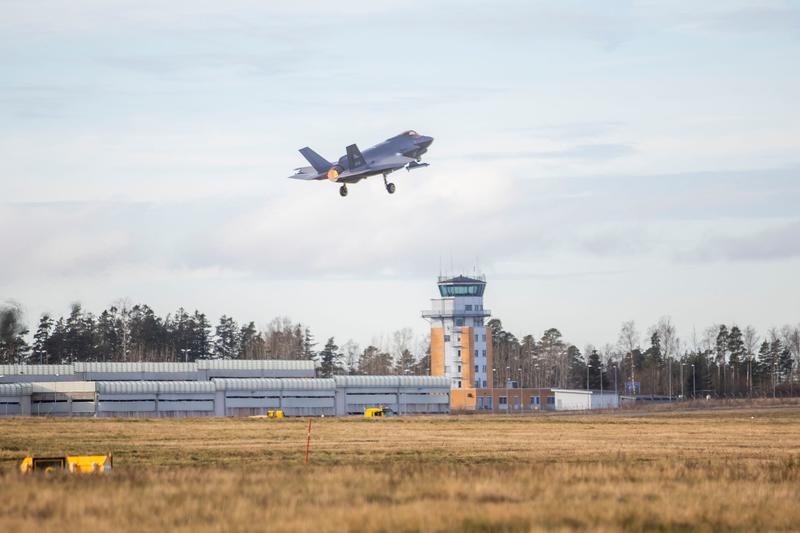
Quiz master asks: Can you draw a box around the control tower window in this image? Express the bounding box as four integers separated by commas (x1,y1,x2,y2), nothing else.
439,284,484,297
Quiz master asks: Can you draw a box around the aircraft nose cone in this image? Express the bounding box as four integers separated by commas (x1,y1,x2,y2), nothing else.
416,136,434,149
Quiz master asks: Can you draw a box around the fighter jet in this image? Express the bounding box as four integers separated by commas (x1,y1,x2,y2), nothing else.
288,130,434,197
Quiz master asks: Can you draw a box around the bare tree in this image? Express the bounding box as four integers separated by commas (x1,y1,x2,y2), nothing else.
617,321,639,394
341,339,360,374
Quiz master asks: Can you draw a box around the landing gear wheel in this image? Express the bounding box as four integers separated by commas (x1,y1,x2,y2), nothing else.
339,185,348,197
386,182,396,194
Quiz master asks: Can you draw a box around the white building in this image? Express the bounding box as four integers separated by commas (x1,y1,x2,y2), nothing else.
552,389,620,411
422,275,492,390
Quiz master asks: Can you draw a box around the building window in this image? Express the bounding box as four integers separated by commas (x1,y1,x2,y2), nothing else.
465,304,473,311
457,365,461,373
499,396,508,408
474,334,478,341
482,365,486,372
457,381,462,388
482,350,486,357
474,349,478,358
474,365,479,373
455,318,464,326
444,335,450,342
485,397,493,409
482,335,486,342
547,397,555,405
457,349,461,359
482,380,487,387
530,396,540,406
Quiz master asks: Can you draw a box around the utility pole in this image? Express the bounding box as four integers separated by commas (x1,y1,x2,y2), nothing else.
692,364,696,399
668,356,672,401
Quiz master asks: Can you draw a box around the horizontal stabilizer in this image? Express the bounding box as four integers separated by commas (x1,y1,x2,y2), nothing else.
299,147,331,173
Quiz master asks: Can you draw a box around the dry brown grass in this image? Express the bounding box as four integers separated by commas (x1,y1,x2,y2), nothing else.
2,405,800,532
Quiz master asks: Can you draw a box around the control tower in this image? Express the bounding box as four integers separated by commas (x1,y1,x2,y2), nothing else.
422,275,493,390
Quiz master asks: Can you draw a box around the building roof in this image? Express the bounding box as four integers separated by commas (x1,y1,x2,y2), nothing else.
438,274,486,284
96,381,215,394
0,364,74,376
333,375,451,388
0,382,32,395
196,359,316,370
213,378,335,391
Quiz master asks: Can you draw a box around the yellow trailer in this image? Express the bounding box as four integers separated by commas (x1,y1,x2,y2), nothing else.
249,409,284,419
364,407,397,418
19,454,113,475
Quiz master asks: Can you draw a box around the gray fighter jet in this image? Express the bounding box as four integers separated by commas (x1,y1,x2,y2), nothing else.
288,130,434,197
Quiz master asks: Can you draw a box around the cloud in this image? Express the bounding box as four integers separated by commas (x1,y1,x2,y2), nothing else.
466,143,636,162
677,5,800,36
679,220,800,262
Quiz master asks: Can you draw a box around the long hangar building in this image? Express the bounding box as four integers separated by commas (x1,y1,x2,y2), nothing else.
0,361,450,417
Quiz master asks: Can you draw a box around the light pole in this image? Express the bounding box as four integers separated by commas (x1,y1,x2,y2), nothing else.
692,364,696,399
613,364,618,396
680,363,684,399
668,356,673,401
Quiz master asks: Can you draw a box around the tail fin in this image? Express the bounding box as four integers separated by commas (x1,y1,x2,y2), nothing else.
346,144,366,169
299,147,331,173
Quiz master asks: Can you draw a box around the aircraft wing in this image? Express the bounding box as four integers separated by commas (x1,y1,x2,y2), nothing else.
287,166,324,180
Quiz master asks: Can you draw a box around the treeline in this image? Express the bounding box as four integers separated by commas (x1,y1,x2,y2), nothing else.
489,317,800,398
2,301,797,395
0,302,430,378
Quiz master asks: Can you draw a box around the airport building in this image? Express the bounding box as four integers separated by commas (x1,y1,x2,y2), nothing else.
0,361,450,417
422,274,492,390
422,274,618,412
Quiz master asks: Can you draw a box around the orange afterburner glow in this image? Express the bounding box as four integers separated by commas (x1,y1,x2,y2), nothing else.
327,168,339,181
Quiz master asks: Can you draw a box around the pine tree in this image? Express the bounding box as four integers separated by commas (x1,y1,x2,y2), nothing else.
318,337,342,377
587,349,609,390
238,321,260,359
190,311,212,360
302,327,316,360
357,345,393,375
778,346,793,383
214,315,240,359
566,345,586,389
31,314,53,365
394,348,416,375
96,310,119,362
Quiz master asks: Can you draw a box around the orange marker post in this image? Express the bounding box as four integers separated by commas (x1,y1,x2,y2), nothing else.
305,418,312,465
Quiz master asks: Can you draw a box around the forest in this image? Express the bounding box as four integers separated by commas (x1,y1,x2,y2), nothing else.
0,301,797,396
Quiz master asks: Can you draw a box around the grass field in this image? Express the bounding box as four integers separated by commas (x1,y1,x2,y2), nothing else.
2,405,800,532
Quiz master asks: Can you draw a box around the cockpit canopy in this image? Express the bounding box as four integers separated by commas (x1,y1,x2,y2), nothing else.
402,130,419,137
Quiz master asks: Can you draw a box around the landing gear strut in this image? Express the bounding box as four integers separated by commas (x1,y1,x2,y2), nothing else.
383,174,396,194
339,185,348,197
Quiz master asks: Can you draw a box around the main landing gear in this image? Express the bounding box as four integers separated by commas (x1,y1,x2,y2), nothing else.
339,185,348,197
382,174,396,194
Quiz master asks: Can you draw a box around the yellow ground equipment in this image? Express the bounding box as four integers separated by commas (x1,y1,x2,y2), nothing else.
249,410,284,419
364,407,397,418
19,454,113,475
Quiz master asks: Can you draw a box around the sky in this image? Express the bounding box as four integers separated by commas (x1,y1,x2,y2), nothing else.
1,0,799,352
